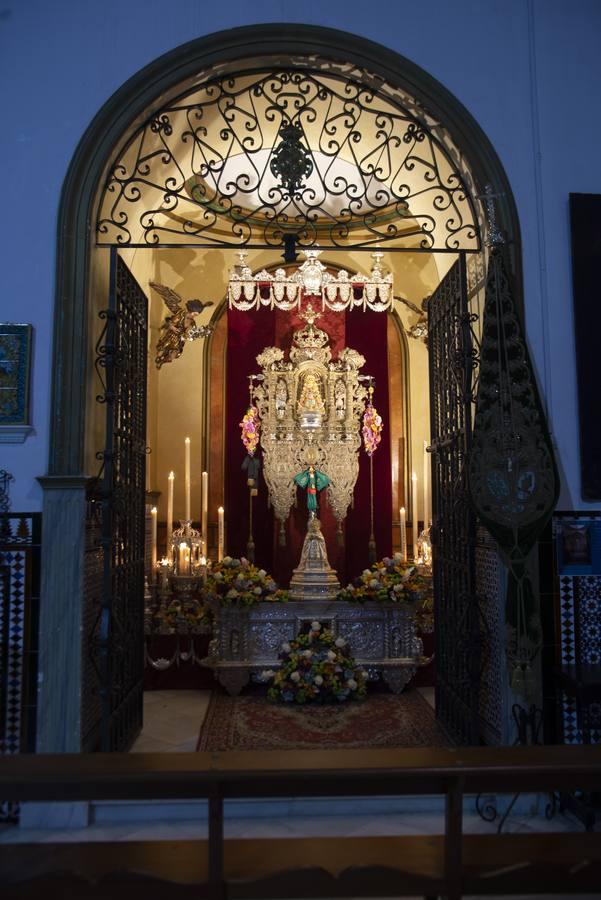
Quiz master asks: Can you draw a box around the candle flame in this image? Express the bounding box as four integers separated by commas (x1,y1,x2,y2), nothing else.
218,506,224,513
151,507,157,515
168,471,175,480
400,506,405,514
411,472,417,481
185,437,190,444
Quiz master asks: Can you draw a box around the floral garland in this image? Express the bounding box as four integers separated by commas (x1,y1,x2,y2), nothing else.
240,405,260,456
204,556,288,606
337,553,434,630
263,622,367,704
362,399,383,456
151,599,211,634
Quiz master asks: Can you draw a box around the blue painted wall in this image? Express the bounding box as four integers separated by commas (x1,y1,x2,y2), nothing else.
2,0,600,510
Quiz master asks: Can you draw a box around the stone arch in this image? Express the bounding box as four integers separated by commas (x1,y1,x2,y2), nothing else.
50,23,521,478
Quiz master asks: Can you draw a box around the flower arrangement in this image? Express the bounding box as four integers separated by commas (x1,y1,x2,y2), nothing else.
362,396,383,456
152,599,211,634
337,553,433,630
204,556,288,606
264,622,367,704
240,405,261,456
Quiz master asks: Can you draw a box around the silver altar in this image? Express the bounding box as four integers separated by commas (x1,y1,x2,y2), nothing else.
202,599,424,696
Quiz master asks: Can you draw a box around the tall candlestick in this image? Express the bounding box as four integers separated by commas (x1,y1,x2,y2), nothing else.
201,471,208,556
217,506,224,562
167,471,175,563
412,472,419,561
423,439,430,527
184,437,191,522
400,507,407,562
151,506,158,581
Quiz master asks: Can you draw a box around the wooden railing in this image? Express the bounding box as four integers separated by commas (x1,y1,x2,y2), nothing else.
1,745,600,899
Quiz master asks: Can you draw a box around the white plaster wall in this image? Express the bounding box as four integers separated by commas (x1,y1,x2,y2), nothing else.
2,0,600,511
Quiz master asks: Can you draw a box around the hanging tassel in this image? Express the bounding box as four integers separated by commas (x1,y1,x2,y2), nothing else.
368,536,377,564
510,663,525,696
523,664,536,703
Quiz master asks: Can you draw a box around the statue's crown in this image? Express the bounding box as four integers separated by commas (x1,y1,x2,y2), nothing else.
293,302,329,350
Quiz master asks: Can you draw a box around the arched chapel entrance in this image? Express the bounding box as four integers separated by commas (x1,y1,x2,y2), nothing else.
38,26,550,755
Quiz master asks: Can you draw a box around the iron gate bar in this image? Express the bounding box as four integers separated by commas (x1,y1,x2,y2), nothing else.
94,243,471,253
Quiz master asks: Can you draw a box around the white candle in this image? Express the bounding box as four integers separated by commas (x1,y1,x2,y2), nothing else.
201,471,208,556
412,472,418,561
400,507,407,562
151,507,158,581
184,437,191,522
423,439,430,527
217,506,224,562
178,541,190,576
167,471,175,562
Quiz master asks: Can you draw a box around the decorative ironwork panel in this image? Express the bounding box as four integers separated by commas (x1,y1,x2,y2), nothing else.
0,513,41,822
97,68,480,252
428,255,480,745
468,246,558,691
93,254,147,751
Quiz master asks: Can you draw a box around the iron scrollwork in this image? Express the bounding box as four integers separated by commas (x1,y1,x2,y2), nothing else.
270,122,314,196
97,68,480,252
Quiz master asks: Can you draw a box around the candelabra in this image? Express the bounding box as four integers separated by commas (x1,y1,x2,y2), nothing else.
167,520,207,607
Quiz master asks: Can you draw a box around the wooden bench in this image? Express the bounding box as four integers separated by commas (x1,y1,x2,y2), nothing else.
1,745,600,899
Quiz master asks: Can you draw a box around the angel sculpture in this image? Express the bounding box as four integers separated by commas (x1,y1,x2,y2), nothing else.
150,282,214,369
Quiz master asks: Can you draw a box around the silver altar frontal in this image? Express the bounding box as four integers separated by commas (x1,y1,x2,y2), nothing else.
202,599,424,696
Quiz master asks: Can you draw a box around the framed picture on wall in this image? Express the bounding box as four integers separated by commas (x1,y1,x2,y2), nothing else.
557,517,601,575
0,323,33,442
562,523,591,564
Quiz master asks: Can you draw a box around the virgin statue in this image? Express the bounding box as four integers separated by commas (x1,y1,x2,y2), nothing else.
297,371,325,416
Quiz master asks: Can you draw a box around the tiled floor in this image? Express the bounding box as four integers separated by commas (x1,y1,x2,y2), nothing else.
130,688,212,752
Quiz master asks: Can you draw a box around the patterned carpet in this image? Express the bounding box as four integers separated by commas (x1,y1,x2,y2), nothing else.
197,688,452,751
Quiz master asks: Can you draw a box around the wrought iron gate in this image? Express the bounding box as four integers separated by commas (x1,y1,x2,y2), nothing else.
92,252,148,751
428,255,480,745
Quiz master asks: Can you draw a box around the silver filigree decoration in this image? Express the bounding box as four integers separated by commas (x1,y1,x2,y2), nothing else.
252,306,369,537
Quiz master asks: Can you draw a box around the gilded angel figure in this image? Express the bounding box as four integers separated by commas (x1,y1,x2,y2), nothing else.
150,282,214,369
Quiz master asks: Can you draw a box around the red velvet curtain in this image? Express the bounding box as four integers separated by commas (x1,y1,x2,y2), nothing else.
344,309,393,579
225,307,275,568
225,307,392,585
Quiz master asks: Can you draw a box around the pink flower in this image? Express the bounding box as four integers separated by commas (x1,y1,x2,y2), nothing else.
240,405,261,456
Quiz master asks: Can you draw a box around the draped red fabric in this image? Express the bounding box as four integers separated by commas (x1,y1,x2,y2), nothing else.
344,309,393,580
225,306,392,586
225,307,275,569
